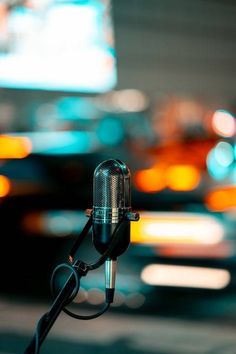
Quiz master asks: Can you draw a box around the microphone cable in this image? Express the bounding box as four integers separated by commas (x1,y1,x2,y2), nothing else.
50,263,110,320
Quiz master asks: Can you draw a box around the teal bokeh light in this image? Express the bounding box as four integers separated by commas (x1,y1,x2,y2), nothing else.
207,142,234,180
97,117,124,146
10,131,98,155
214,142,234,167
56,97,97,120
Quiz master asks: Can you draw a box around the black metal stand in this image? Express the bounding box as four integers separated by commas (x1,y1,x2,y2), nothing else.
24,212,138,354
25,270,81,354
23,215,111,354
24,217,93,354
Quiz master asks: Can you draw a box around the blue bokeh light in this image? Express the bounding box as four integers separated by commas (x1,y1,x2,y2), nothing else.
97,117,125,146
207,142,234,180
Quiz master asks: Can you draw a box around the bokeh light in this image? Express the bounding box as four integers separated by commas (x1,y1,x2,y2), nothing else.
131,212,224,245
125,292,145,309
97,117,124,146
0,135,32,159
111,89,149,112
0,175,11,197
212,110,236,137
141,264,231,289
166,164,201,191
207,142,234,180
205,186,236,211
134,166,166,193
214,142,234,167
134,164,201,192
87,288,104,305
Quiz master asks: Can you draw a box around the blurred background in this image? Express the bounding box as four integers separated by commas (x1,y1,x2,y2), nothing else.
0,0,236,353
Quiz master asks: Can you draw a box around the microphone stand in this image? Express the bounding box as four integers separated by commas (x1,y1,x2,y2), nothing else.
24,216,93,354
24,213,139,354
25,265,83,354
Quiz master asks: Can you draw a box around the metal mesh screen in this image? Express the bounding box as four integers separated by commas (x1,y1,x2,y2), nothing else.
93,160,124,208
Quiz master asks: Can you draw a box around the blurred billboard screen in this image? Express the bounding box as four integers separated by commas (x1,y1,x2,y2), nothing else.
0,0,116,93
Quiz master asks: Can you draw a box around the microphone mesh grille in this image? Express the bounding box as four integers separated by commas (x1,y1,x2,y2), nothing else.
93,160,124,208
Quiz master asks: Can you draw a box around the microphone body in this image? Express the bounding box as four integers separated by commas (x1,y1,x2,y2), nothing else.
92,159,131,259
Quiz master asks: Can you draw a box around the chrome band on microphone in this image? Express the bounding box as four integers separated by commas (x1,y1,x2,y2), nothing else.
93,206,131,224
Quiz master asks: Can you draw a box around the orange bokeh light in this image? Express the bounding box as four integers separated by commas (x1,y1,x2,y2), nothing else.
166,165,201,191
134,166,166,193
205,187,236,211
0,175,11,197
0,135,32,159
134,164,201,193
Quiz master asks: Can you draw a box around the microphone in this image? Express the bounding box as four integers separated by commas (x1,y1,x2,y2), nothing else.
91,159,139,303
25,161,139,353
93,159,131,257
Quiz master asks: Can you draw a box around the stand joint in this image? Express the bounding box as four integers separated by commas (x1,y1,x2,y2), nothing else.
73,261,89,276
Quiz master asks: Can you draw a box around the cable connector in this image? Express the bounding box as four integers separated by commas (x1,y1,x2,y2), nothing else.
105,259,117,303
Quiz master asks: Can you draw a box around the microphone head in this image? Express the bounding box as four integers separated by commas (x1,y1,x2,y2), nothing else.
93,159,131,223
92,159,131,258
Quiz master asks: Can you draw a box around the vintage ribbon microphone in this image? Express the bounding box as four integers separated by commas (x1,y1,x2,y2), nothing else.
92,159,135,303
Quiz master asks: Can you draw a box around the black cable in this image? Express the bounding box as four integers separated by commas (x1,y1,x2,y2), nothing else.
63,303,110,320
69,216,93,261
50,262,110,321
50,263,80,304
